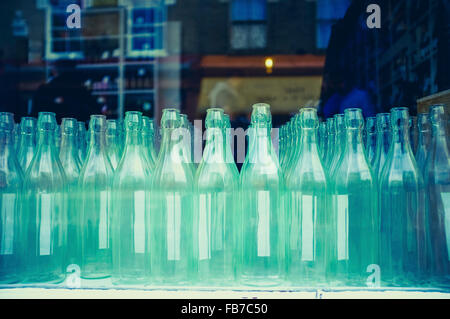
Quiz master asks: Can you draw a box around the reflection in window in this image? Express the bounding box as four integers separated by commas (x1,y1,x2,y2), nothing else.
230,0,267,50
316,0,351,49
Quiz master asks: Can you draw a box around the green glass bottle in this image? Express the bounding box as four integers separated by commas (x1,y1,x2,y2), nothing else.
0,112,23,284
150,108,194,285
77,121,87,164
193,108,237,285
17,117,37,173
416,112,431,176
79,115,113,279
379,107,427,287
329,114,345,179
365,117,377,168
328,108,378,286
59,118,82,266
239,103,284,286
318,121,328,163
111,111,152,285
424,104,450,286
223,114,239,178
324,117,335,172
372,113,391,180
105,119,121,170
180,114,196,177
409,116,419,155
285,108,327,286
284,114,301,181
55,124,62,156
21,112,67,283
142,116,157,169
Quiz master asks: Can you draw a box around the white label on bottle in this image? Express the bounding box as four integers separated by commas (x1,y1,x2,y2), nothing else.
441,192,450,260
1,194,15,255
198,193,211,260
99,191,108,250
336,195,349,261
257,190,271,257
39,194,52,256
301,195,315,261
166,193,181,261
134,191,146,254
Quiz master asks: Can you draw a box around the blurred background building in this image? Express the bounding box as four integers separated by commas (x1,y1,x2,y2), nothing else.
0,0,448,127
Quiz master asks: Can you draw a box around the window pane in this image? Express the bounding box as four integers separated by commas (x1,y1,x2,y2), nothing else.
231,0,267,21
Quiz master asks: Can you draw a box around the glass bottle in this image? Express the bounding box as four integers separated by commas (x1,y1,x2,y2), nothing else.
223,114,240,178
0,112,23,284
379,107,427,287
111,111,152,285
55,124,62,156
13,123,20,152
409,116,419,155
329,114,345,179
150,108,194,285
319,121,328,163
17,117,37,173
79,115,113,279
285,108,327,286
142,116,157,169
20,112,67,283
239,103,284,286
328,108,378,286
324,117,335,172
416,112,431,176
372,113,391,180
180,114,196,177
193,108,238,285
284,114,301,181
59,118,82,266
424,104,450,286
365,117,377,167
77,121,87,164
105,119,121,170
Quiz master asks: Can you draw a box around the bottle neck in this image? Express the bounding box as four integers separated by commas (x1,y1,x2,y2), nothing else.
346,128,365,154
299,128,319,154
88,130,107,154
0,130,14,153
60,133,78,154
391,126,412,153
203,127,226,161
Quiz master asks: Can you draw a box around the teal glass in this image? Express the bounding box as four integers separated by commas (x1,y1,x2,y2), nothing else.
284,114,301,181
17,117,37,173
328,108,378,286
193,108,238,285
318,121,327,163
365,117,377,167
239,103,284,286
55,124,62,156
285,108,327,286
21,112,67,283
77,121,87,164
142,116,157,169
416,112,431,176
105,120,121,170
223,114,239,177
409,116,419,155
0,113,23,284
372,113,391,180
180,114,196,177
111,111,152,285
150,108,194,285
329,114,345,179
379,107,428,286
79,115,113,279
324,117,335,172
424,105,450,286
59,118,82,266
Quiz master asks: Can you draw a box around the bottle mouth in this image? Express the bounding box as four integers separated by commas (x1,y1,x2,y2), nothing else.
344,108,364,129
125,111,143,131
61,118,78,135
37,112,57,131
0,112,15,132
390,107,410,128
89,115,107,132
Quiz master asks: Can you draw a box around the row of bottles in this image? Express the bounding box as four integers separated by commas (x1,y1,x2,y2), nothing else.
280,105,449,287
0,104,449,288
